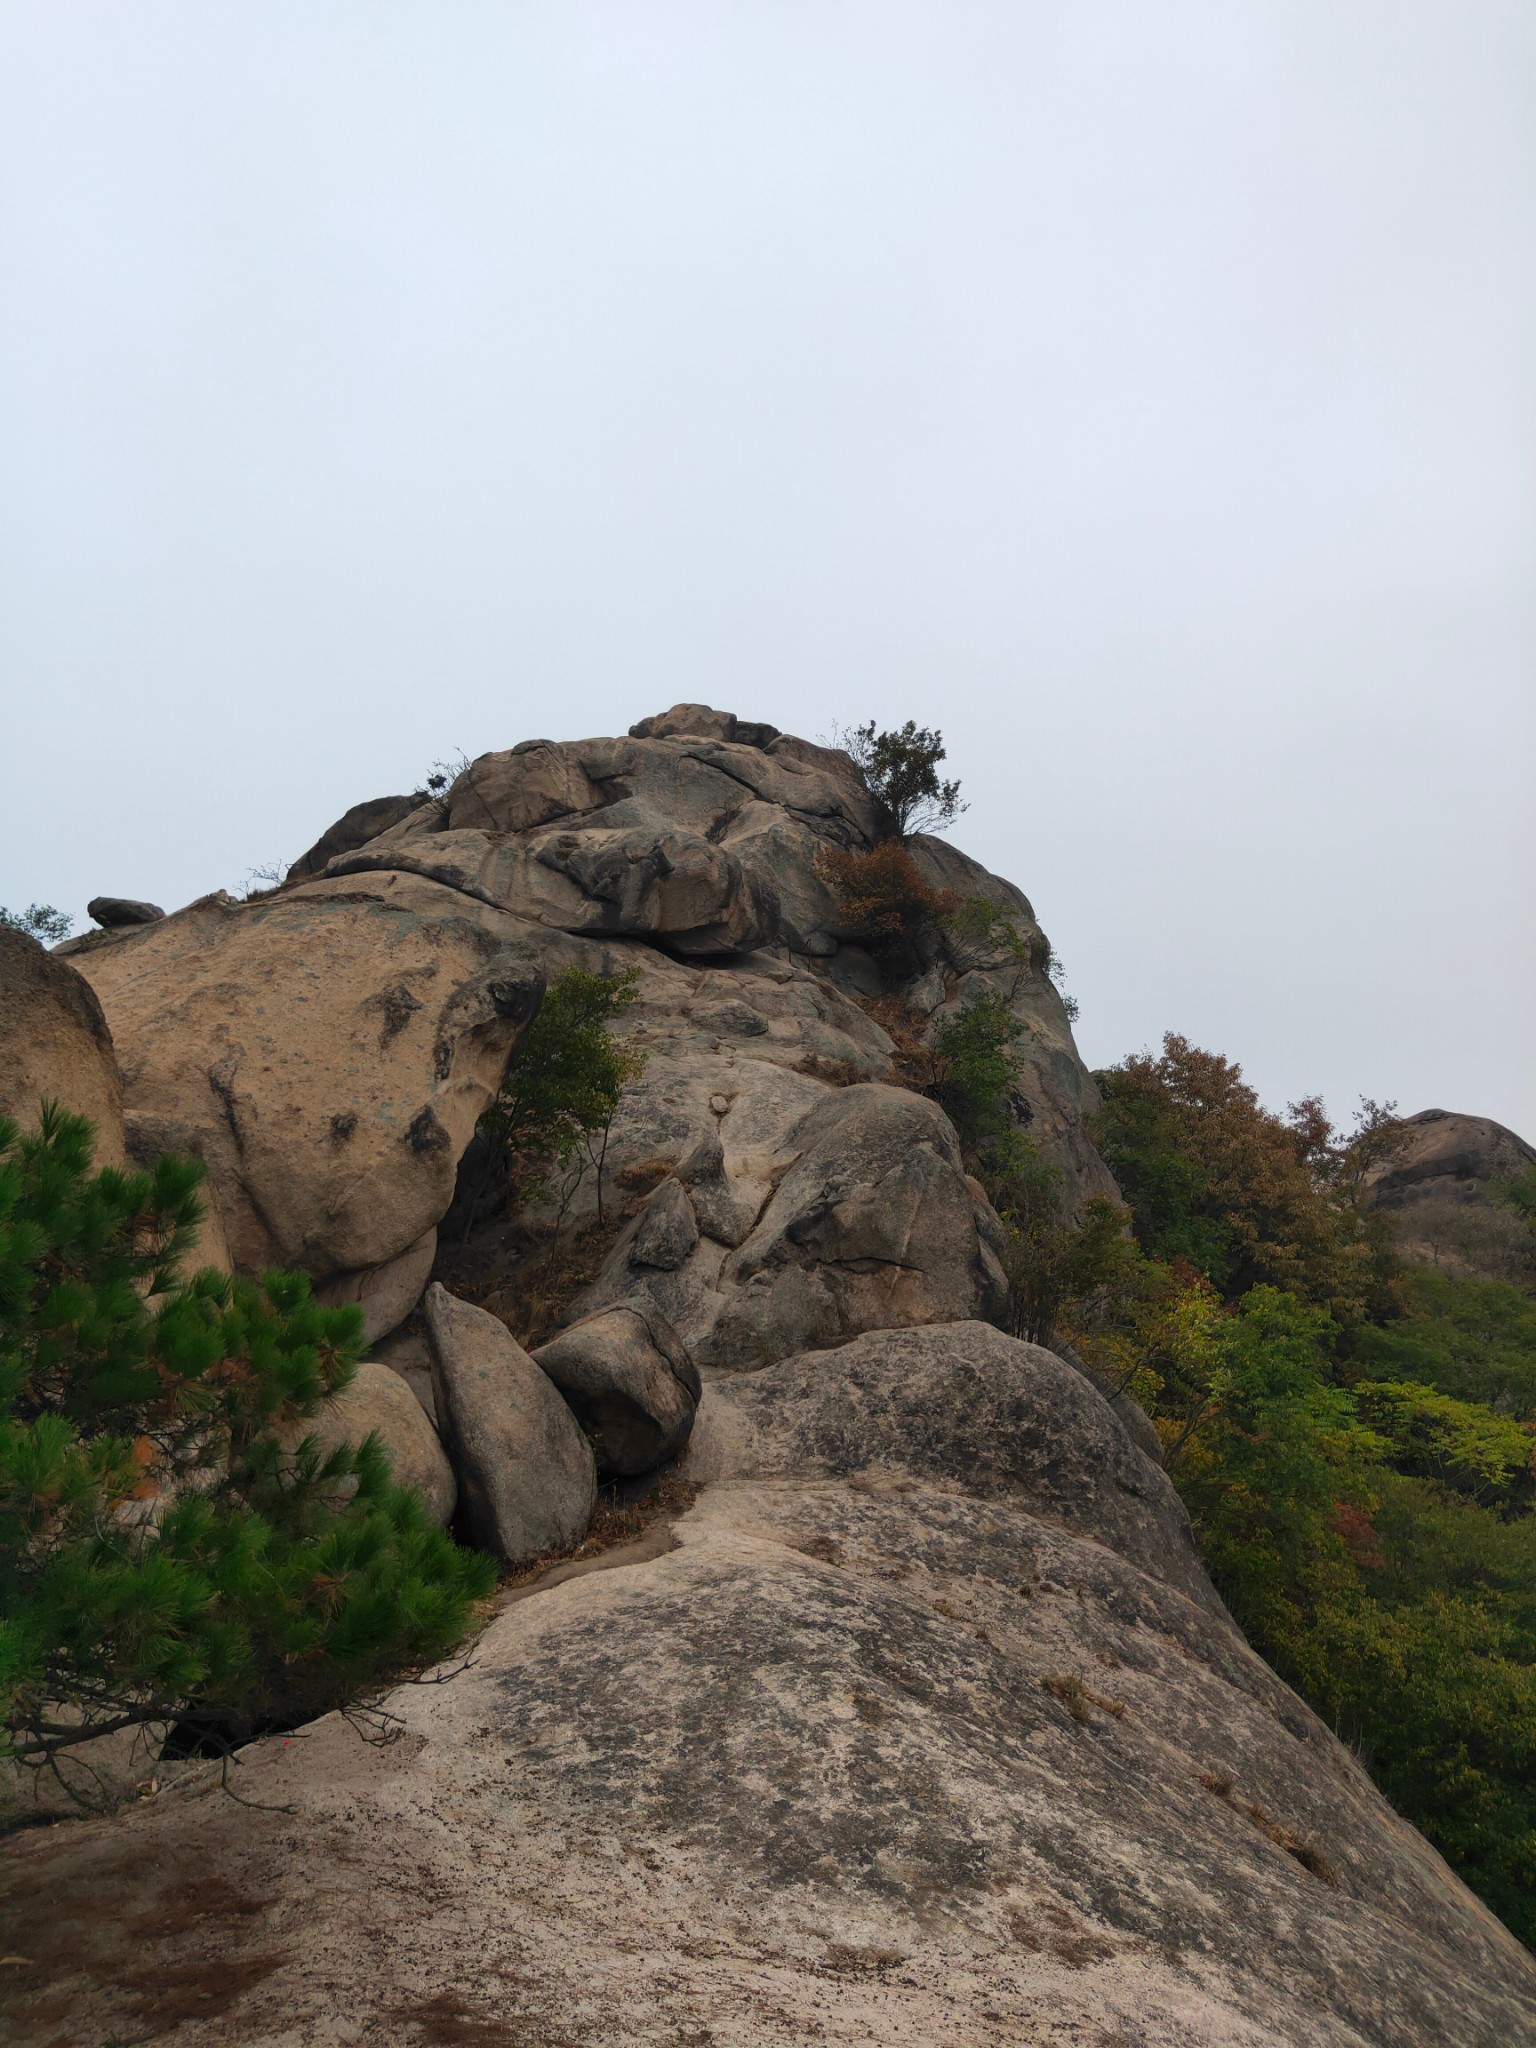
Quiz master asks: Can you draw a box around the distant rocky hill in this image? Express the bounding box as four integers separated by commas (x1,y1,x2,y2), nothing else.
4,706,1535,2047
1363,1108,1536,1280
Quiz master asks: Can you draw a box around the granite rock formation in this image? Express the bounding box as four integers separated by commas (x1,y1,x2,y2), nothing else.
6,709,1534,2044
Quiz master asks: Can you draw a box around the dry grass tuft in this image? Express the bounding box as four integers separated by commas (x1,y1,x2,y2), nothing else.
1042,1673,1127,1725
452,1210,632,1351
500,1470,699,1592
1198,1769,1340,1887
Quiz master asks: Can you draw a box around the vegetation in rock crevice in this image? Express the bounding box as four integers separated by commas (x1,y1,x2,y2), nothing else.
838,719,966,839
438,965,650,1343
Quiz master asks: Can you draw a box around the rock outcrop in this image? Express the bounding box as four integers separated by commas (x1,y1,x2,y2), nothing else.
6,1323,1533,2046
67,883,545,1287
7,706,1532,2044
1364,1108,1536,1278
0,927,126,1165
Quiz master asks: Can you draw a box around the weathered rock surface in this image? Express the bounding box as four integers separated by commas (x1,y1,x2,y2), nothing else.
686,1322,1208,1606
14,709,1526,2043
1364,1107,1536,1278
303,708,1110,1209
286,1359,457,1527
0,927,125,1165
70,883,544,1280
533,1301,699,1476
316,1225,438,1345
1366,1107,1536,1212
287,791,420,879
424,1282,595,1560
372,1324,438,1423
562,1081,1010,1372
5,1324,1532,2047
86,894,165,927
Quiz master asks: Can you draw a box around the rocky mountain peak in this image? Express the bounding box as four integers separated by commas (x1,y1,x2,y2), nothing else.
5,711,1535,2045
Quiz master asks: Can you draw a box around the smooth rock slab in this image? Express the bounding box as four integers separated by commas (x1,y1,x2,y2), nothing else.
424,1282,594,1561
6,1472,1533,2045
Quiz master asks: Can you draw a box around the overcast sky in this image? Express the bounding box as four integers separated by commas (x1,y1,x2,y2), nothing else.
3,2,1532,1138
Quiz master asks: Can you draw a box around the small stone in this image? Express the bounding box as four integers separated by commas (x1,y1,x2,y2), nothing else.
710,1094,731,1115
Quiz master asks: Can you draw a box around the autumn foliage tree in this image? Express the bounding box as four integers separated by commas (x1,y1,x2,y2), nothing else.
1093,1034,1385,1318
812,841,956,981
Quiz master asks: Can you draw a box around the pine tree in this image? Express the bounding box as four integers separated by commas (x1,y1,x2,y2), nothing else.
0,1104,493,1788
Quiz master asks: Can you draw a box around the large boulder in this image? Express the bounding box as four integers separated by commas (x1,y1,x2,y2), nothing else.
287,1360,457,1526
1365,1108,1536,1209
1363,1108,1536,1278
321,717,878,962
0,927,125,1166
86,896,164,928
70,882,544,1282
563,1080,1010,1372
423,1283,595,1561
533,1302,699,1477
8,1322,1534,2047
287,792,420,879
316,1226,438,1346
685,1320,1212,1609
333,820,781,957
705,1083,1009,1369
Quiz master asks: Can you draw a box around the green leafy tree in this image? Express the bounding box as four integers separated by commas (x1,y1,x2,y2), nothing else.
1350,1267,1536,1412
1094,1035,1379,1317
0,1106,493,1788
1161,1286,1377,1674
990,1142,1136,1348
0,904,73,945
841,720,966,838
931,992,1024,1158
1351,1381,1534,1506
1494,1163,1536,1233
479,966,646,1223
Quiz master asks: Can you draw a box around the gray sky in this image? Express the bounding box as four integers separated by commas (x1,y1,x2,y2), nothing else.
3,2,1532,1139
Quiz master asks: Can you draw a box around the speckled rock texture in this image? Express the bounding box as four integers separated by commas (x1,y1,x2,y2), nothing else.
424,1282,595,1561
532,1301,699,1477
4,1325,1533,2047
67,883,545,1282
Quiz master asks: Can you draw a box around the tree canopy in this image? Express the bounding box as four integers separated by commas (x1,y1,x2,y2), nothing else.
842,720,966,838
